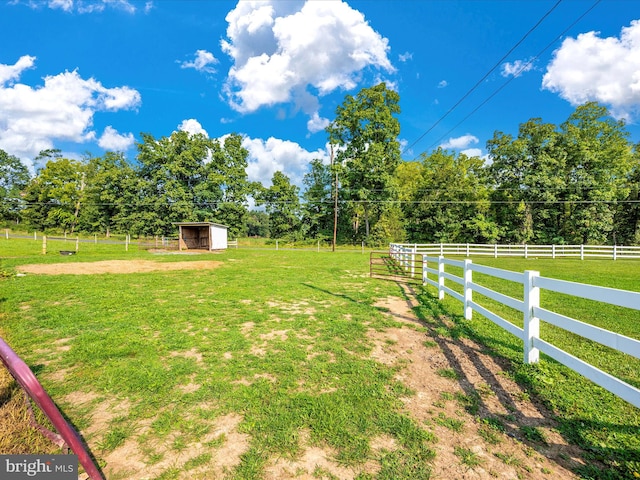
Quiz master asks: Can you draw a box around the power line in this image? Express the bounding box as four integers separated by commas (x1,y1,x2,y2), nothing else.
402,0,565,156
425,0,603,153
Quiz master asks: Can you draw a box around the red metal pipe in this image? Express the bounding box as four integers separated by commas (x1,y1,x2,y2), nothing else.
0,336,104,479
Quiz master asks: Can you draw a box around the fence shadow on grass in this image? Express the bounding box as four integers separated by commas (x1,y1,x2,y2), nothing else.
393,282,622,478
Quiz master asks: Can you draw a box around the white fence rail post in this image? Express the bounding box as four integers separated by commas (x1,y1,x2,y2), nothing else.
438,256,445,300
411,245,417,277
524,270,540,364
464,259,473,320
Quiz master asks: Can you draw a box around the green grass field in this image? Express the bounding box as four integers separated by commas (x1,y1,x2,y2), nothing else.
0,238,639,479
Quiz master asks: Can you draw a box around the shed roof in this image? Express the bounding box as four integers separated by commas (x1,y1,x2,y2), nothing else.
172,222,228,228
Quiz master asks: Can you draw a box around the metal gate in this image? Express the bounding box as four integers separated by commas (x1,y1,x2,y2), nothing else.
370,250,423,284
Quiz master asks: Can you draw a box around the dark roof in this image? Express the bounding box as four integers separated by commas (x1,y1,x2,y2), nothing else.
172,222,228,228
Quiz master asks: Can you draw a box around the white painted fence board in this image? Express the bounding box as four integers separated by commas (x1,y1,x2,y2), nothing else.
442,286,464,303
535,307,640,360
470,301,523,339
535,276,640,310
533,338,640,409
425,278,439,289
443,271,463,286
470,263,524,283
471,282,524,312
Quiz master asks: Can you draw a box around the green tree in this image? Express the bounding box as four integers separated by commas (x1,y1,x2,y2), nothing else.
487,119,566,243
79,152,139,236
558,102,633,244
406,149,496,243
613,143,640,244
22,157,86,232
301,159,333,240
327,82,401,243
0,150,30,225
136,130,216,235
207,134,252,238
256,171,301,240
246,210,270,237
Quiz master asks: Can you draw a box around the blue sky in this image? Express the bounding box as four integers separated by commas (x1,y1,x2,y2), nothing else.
1,0,639,188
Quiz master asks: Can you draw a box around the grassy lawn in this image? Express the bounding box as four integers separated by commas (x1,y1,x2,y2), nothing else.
1,241,433,479
419,255,640,479
0,239,639,479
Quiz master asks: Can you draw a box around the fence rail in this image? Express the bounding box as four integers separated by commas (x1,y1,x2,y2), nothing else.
0,337,104,478
388,250,640,409
391,242,640,260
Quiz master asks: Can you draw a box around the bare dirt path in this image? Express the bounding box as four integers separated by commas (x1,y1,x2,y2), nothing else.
371,282,587,479
17,259,222,275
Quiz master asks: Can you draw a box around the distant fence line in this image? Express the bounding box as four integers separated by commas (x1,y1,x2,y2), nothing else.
391,242,640,260
387,251,640,409
4,230,180,250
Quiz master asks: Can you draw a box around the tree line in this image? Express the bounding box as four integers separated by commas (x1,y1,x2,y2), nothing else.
1,83,639,246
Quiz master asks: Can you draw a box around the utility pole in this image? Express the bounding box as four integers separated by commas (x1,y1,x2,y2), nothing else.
331,144,338,252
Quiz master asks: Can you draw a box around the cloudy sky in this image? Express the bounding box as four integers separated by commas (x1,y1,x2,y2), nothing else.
1,0,639,186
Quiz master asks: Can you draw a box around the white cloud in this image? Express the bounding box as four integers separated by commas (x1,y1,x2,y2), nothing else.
440,134,479,150
241,135,329,187
542,20,640,120
437,80,448,88
98,126,135,150
48,0,73,11
180,50,218,74
0,56,141,170
0,54,35,84
501,59,534,78
221,0,394,114
178,118,209,137
19,0,138,13
306,111,330,134
399,52,413,62
461,148,482,158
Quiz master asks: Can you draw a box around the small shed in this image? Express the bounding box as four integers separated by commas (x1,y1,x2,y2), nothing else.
173,222,228,251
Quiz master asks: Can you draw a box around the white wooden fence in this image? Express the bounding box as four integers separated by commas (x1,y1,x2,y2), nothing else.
390,242,640,260
389,250,640,409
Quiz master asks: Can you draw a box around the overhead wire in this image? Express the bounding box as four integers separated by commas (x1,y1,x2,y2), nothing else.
402,0,607,159
401,0,564,156
425,0,603,153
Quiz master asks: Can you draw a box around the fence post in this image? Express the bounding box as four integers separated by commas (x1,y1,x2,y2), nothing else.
440,243,444,256
494,244,498,258
42,235,47,255
464,259,473,320
523,270,540,364
75,236,79,253
276,240,279,251
411,245,416,278
613,244,617,261
466,243,470,257
524,244,528,259
438,256,445,300
5,229,8,240
34,231,37,240
125,234,129,252
552,244,556,259
580,244,584,260
422,256,427,285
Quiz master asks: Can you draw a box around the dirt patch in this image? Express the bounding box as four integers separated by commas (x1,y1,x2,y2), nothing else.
16,260,223,275
371,285,586,479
